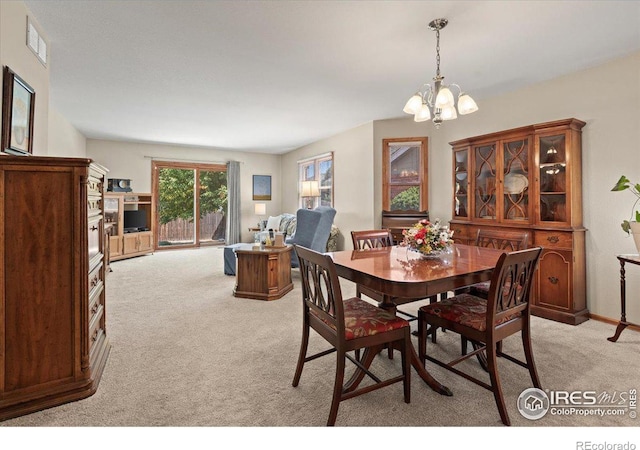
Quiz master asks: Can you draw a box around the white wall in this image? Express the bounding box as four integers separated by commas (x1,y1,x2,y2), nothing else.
48,108,87,157
282,50,640,322
87,139,282,243
0,1,50,155
280,122,374,250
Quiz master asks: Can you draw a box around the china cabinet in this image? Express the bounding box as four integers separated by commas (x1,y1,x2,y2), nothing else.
0,156,110,420
450,118,587,325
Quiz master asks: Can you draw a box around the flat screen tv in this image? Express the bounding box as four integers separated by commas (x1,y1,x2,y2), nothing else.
124,210,147,231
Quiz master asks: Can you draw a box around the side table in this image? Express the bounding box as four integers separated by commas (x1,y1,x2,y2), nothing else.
234,245,293,301
608,254,640,342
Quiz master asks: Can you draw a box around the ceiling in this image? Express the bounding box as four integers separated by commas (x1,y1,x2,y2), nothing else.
24,1,640,154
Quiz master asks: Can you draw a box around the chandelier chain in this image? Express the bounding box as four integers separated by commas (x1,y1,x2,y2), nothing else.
435,28,441,77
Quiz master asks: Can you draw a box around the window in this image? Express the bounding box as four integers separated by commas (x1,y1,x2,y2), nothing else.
152,161,227,248
298,153,333,209
382,138,428,211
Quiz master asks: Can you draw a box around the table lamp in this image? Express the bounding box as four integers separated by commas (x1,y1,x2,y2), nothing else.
300,180,320,209
254,203,266,230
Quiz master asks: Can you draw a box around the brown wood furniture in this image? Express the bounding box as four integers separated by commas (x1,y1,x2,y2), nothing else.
233,244,293,300
417,247,543,426
0,156,110,421
608,254,640,342
381,209,430,244
450,118,587,325
350,229,446,347
292,245,411,426
328,243,505,396
104,192,154,261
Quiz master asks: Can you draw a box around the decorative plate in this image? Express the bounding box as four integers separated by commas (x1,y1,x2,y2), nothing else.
504,174,529,194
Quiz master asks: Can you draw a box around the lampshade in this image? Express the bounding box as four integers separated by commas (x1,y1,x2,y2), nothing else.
435,86,454,108
457,93,479,115
414,103,431,122
300,180,320,197
403,94,423,114
254,203,266,215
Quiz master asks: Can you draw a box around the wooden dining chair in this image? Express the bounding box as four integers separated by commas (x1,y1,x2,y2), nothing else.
292,244,411,426
417,247,543,426
460,229,530,362
351,229,446,352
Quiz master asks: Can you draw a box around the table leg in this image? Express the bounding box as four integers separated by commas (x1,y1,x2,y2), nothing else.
608,259,628,342
342,342,453,396
408,342,453,396
342,345,383,392
608,322,629,343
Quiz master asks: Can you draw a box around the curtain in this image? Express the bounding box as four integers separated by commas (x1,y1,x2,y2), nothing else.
226,161,241,244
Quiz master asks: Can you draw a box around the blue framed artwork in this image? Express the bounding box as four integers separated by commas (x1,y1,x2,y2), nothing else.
253,175,271,201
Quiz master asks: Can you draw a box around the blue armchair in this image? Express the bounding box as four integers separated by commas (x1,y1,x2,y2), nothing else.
288,206,336,268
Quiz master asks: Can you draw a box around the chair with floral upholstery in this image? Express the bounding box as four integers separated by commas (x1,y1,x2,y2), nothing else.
460,228,530,363
292,244,411,426
417,247,543,426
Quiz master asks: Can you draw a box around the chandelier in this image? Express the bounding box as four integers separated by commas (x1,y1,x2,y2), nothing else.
403,18,478,128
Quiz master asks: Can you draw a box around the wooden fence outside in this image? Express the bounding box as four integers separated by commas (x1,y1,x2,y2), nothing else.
159,211,225,244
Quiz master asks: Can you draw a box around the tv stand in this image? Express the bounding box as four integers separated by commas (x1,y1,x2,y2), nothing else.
105,192,155,261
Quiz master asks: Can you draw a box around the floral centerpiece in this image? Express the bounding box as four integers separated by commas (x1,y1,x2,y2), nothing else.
400,218,454,258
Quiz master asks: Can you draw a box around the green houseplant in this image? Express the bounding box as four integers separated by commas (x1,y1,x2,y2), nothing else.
611,175,640,252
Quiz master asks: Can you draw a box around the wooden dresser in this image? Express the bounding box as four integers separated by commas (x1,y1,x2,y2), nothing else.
449,118,588,325
0,156,110,420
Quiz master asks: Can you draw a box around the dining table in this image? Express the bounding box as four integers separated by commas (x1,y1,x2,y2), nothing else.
328,243,505,396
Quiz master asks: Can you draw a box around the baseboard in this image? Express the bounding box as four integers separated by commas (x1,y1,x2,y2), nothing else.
588,313,640,333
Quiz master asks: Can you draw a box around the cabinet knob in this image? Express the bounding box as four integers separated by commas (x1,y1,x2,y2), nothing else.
90,225,98,231
547,236,560,243
548,276,559,284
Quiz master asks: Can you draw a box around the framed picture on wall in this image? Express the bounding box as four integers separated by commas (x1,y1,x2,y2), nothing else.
1,66,36,155
253,175,272,201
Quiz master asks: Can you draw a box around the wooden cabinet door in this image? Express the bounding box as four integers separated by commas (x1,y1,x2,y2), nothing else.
473,142,497,221
123,234,139,254
535,249,573,312
137,232,154,252
109,236,123,257
501,136,532,223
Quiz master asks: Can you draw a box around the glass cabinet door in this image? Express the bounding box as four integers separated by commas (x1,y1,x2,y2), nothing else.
104,196,120,236
474,143,497,220
502,137,530,222
453,148,469,218
538,134,568,223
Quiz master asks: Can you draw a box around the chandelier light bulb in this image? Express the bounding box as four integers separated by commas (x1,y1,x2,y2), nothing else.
457,93,479,115
403,93,423,114
435,86,454,108
440,105,458,121
414,103,432,122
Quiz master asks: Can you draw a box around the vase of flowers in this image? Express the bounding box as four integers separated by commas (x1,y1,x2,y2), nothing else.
612,175,640,253
401,218,454,258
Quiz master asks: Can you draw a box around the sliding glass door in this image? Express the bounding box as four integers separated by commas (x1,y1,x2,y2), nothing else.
153,161,227,248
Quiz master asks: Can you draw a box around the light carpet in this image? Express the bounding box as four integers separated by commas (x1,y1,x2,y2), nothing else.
2,246,638,429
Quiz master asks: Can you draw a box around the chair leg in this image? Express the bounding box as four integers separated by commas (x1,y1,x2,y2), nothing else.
387,345,394,360
327,349,346,427
486,341,510,426
401,331,411,403
428,295,438,342
292,321,310,387
417,311,427,365
522,321,542,388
